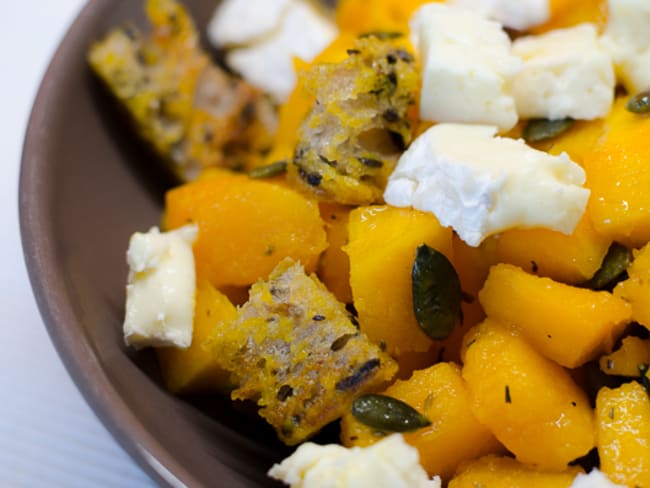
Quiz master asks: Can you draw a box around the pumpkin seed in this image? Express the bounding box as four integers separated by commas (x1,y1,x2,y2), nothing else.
248,161,287,179
351,394,431,433
627,90,650,114
523,118,574,143
412,244,461,340
579,243,631,290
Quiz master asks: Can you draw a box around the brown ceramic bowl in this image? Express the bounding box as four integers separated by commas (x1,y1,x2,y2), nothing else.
20,1,302,486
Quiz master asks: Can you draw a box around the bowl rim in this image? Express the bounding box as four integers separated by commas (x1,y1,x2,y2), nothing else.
18,1,214,486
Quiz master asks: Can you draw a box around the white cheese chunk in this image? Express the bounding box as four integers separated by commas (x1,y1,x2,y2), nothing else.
123,224,198,350
410,4,521,132
268,434,441,488
223,1,337,103
448,0,550,30
512,24,615,120
383,124,590,247
208,0,296,48
601,0,650,93
570,469,626,488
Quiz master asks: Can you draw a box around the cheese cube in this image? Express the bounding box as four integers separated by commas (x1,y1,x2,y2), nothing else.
383,124,590,247
410,4,521,132
123,225,198,349
208,0,295,48
512,24,615,120
601,0,650,93
223,1,337,103
448,0,550,31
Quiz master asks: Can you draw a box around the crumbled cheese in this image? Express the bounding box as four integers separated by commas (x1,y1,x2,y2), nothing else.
410,4,521,132
268,434,441,488
214,0,337,103
207,0,295,48
601,0,650,94
512,24,615,120
383,124,590,247
448,0,550,30
123,225,198,350
570,469,626,488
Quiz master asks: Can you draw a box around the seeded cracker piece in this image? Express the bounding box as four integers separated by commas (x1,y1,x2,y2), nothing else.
209,258,398,445
88,0,277,181
289,34,419,205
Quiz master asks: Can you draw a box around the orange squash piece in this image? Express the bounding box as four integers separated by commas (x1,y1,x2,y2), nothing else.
344,205,453,357
496,213,611,285
596,381,650,487
462,319,595,471
614,243,650,330
449,455,583,488
165,171,327,287
583,98,650,247
531,0,608,34
479,264,631,368
318,203,353,304
156,282,236,393
341,362,502,480
335,0,442,34
600,336,650,377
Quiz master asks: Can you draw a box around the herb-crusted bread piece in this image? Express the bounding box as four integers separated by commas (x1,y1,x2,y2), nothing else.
288,34,419,205
208,258,398,445
88,0,276,181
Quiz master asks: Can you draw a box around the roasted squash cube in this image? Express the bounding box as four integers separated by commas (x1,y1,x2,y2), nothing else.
596,381,650,487
479,264,631,368
156,282,236,393
462,319,595,470
341,362,502,480
165,171,328,287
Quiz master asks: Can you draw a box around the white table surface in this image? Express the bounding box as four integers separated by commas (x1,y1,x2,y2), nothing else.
2,2,157,487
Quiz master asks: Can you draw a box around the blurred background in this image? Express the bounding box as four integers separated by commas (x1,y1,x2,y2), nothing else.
3,2,155,486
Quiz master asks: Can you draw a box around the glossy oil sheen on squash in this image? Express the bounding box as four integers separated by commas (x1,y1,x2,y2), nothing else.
495,213,611,285
165,170,327,287
462,319,595,470
317,203,353,304
449,455,583,488
599,336,650,377
479,264,631,368
583,98,650,247
614,242,650,330
596,381,650,487
340,362,502,480
344,205,453,357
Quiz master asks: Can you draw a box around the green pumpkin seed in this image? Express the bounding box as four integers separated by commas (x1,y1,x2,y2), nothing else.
351,394,431,433
523,118,574,143
580,243,631,290
412,244,461,340
627,90,650,114
248,161,287,179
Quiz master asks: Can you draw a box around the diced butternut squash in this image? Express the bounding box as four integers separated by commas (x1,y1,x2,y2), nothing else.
583,98,650,247
335,0,441,34
156,283,237,393
495,214,611,285
341,362,502,480
462,319,595,471
596,381,650,487
542,118,606,166
449,455,583,488
531,0,608,34
479,264,632,368
600,336,650,377
344,205,453,357
165,171,327,287
615,243,650,329
318,203,353,303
